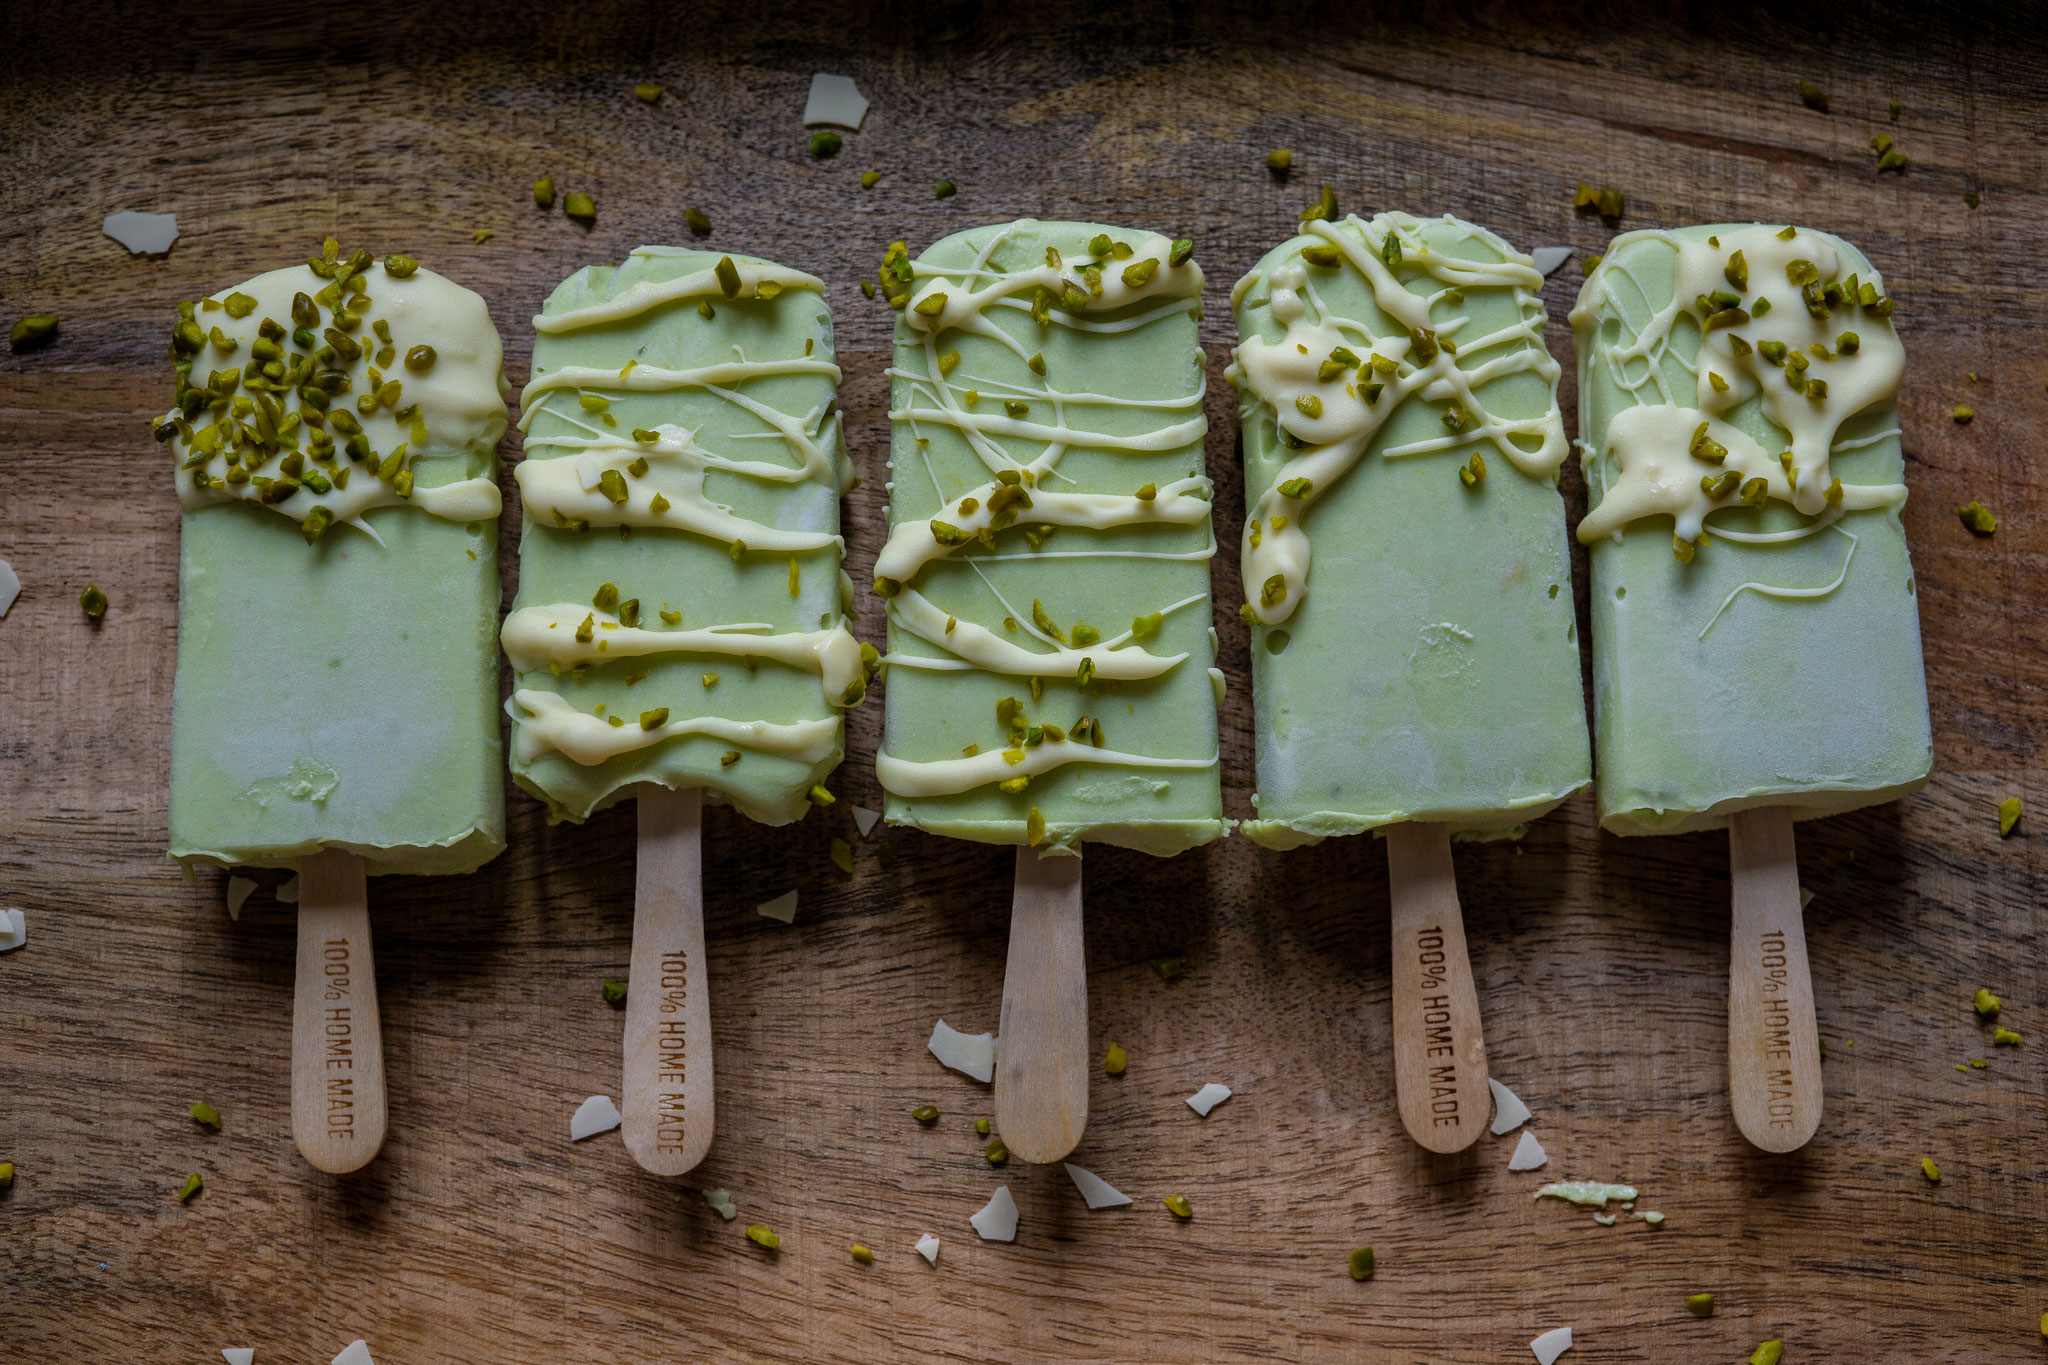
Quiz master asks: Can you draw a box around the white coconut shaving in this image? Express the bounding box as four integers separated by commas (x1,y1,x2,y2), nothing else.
703,1188,738,1220
1530,1326,1572,1364
914,1232,940,1264
969,1185,1019,1241
1800,885,1815,909
1508,1130,1548,1171
1185,1082,1232,1116
1530,246,1572,278
0,557,18,618
1064,1163,1133,1209
332,1343,376,1365
803,74,869,130
928,1019,996,1082
275,875,299,904
756,889,799,924
222,1351,254,1365
1488,1078,1531,1134
226,876,257,922
103,210,179,256
576,453,603,491
852,805,881,837
570,1094,622,1140
0,909,25,952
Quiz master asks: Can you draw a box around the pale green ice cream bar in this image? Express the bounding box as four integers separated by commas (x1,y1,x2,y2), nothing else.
1572,223,1932,835
872,221,1225,855
504,248,864,826
1228,213,1589,849
166,243,510,875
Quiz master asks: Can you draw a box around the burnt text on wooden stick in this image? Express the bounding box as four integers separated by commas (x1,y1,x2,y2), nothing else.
624,783,715,1176
1727,805,1823,1152
995,847,1088,1164
1385,821,1490,1153
291,849,388,1174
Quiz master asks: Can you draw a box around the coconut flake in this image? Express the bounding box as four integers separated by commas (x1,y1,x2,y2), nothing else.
1530,1326,1573,1364
703,1188,738,1220
1186,1082,1232,1116
756,889,799,924
275,875,299,904
570,1094,622,1140
576,453,603,491
103,210,179,256
1592,1212,1617,1226
1800,885,1815,909
1064,1163,1133,1209
914,1232,940,1264
332,1343,376,1365
803,74,869,130
1508,1130,1548,1171
1531,247,1572,278
226,876,257,922
0,909,25,952
1536,1180,1636,1208
928,1019,996,1082
852,805,881,837
969,1185,1019,1241
1488,1077,1531,1134
222,1352,254,1365
0,557,18,618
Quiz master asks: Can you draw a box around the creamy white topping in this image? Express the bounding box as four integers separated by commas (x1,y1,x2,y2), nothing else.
1573,225,1907,547
1227,213,1566,625
510,689,839,766
168,258,508,536
502,602,863,705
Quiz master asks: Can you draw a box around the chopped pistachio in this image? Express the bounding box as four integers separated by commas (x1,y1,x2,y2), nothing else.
721,749,741,766
1298,184,1338,224
601,978,626,1006
1163,1194,1194,1219
1294,393,1324,419
564,192,596,224
176,1172,203,1202
1921,1157,1942,1183
1997,796,2022,837
79,583,108,618
1278,476,1313,499
985,1136,1010,1165
190,1101,223,1130
1952,405,1976,425
745,1224,781,1249
1749,1343,1783,1365
1025,806,1045,847
633,82,662,104
809,130,842,158
649,493,671,514
1169,237,1195,267
679,207,712,239
1958,501,1997,536
473,229,495,244
533,175,556,209
598,469,629,504
1965,191,1982,209
1299,244,1343,268
934,180,956,198
1996,1026,2023,1046
1673,534,1698,565
403,344,437,373
808,784,835,806
1878,149,1909,173
9,313,59,353
1458,452,1486,489
847,1243,876,1264
1349,1247,1375,1281
1975,987,2003,1018
1687,422,1728,464
1104,1042,1127,1075
1149,954,1187,980
1596,187,1624,220
638,708,668,731
1265,148,1293,172
1687,1292,1716,1318
1122,257,1160,289
0,1162,11,1187
1798,78,1830,111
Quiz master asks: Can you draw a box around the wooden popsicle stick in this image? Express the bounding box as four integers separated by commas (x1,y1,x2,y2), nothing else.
1727,805,1823,1152
290,849,388,1173
622,783,714,1176
994,847,1088,1164
1386,821,1490,1153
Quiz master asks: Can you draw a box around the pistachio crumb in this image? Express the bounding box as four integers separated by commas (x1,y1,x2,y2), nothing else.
602,979,626,1006
189,1102,222,1130
1953,405,1975,424
176,1172,203,1202
1749,1342,1782,1365
1920,1157,1942,1183
633,82,662,104
533,175,556,209
2000,797,2022,837
563,193,596,224
1687,1292,1716,1318
1996,1026,2022,1046
745,1224,781,1250
1975,987,2003,1018
1958,501,1997,536
984,1137,1010,1165
912,1104,939,1125
934,180,956,199
1105,1042,1128,1075
1163,1194,1194,1219
809,131,841,158
79,583,108,618
9,313,59,352
1265,148,1293,172
1348,1247,1375,1280
850,1244,875,1264
1797,79,1830,112
975,1117,989,1136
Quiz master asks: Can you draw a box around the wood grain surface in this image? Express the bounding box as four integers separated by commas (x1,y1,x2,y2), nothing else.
4,2,2046,1361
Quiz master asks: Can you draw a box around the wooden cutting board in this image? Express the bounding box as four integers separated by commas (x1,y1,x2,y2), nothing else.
3,3,2044,1361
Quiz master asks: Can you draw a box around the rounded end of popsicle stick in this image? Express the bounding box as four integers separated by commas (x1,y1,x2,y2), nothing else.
293,1108,387,1174
622,1108,714,1177
1734,1100,1822,1154
995,1079,1087,1165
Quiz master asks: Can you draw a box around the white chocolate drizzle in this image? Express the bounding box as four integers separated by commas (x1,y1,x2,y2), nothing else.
168,260,508,537
508,250,860,777
502,603,863,706
509,689,839,767
1572,225,1907,546
1226,213,1567,626
877,223,1217,799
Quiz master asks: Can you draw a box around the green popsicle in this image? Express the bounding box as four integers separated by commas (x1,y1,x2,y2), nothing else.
873,220,1224,856
504,247,863,825
166,244,509,875
1572,223,1932,834
1228,212,1588,848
